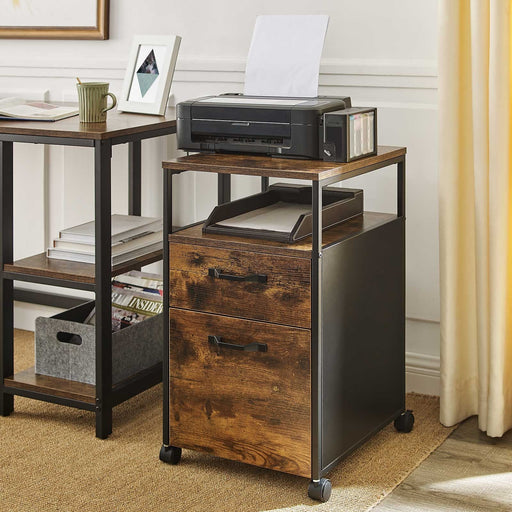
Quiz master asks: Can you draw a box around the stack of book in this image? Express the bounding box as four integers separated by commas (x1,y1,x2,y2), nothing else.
47,214,163,265
85,270,163,332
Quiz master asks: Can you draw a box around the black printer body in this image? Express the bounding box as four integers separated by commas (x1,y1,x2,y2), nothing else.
177,94,352,160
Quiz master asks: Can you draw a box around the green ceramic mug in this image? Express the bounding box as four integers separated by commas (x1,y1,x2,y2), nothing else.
76,82,117,123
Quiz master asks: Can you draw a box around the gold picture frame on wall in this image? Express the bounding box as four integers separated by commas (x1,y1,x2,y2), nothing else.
0,0,109,40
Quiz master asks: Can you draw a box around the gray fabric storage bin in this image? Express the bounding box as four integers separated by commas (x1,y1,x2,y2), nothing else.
35,301,162,385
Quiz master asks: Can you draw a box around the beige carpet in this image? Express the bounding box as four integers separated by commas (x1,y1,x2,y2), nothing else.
0,330,455,512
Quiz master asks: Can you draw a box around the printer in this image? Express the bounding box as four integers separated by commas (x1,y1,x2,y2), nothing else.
177,94,377,162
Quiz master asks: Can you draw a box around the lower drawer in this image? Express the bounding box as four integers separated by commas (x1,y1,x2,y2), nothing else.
169,308,311,477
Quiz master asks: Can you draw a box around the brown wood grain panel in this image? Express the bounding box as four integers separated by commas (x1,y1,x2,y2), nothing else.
0,107,176,140
4,250,163,284
170,212,397,258
4,367,95,403
169,309,311,477
170,243,311,328
162,146,406,181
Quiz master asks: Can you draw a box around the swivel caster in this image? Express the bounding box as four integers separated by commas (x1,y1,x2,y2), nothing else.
394,410,415,433
308,478,332,502
159,445,182,465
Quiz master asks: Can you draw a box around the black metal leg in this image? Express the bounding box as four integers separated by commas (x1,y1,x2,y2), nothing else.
311,179,323,481
261,176,269,192
0,141,14,416
162,168,173,447
218,173,231,205
94,140,113,439
397,157,405,218
398,156,406,409
128,141,142,216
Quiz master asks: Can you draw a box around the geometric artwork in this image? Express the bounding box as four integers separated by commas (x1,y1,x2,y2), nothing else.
136,49,159,97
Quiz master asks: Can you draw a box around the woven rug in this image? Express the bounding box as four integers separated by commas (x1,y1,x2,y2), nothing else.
0,330,455,512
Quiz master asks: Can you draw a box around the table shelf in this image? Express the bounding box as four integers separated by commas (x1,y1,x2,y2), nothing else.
4,362,163,411
4,367,96,406
3,250,163,288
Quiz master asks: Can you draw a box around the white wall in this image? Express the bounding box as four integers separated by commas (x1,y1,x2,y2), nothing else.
0,0,440,394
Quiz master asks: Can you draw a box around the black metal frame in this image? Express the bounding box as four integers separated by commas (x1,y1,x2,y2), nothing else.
310,155,406,481
161,153,406,481
0,124,175,438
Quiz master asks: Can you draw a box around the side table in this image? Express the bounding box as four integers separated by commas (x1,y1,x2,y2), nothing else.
0,109,176,438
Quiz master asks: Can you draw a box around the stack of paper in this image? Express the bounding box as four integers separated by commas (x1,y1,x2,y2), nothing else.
244,15,329,98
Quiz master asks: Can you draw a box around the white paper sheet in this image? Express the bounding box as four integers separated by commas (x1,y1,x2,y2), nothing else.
197,97,308,106
244,15,329,98
216,202,311,233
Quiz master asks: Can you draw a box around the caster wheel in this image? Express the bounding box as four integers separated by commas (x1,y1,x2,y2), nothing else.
394,410,415,433
159,445,182,465
308,478,332,502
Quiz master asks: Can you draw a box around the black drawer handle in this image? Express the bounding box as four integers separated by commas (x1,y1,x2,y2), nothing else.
208,267,267,283
208,335,268,353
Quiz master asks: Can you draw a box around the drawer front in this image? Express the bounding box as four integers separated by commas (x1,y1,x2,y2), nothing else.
169,308,311,477
169,243,311,328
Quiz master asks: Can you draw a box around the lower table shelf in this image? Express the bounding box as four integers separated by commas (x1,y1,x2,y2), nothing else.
4,367,96,408
4,363,163,411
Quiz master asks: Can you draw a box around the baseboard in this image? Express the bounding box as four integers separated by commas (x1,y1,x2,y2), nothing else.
406,351,440,396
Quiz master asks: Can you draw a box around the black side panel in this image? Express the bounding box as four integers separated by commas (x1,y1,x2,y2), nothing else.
321,218,405,469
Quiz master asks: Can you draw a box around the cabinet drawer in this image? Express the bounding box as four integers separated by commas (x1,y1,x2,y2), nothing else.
169,308,311,477
169,242,311,328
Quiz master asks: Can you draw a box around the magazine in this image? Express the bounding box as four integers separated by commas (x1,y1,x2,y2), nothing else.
113,270,163,296
85,271,163,332
0,97,79,121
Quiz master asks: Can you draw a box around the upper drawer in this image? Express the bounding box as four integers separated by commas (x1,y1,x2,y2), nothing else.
169,242,311,328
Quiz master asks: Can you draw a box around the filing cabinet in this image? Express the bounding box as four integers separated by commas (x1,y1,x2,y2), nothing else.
160,149,412,502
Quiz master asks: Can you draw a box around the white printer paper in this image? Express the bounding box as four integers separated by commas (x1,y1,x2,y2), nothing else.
244,15,329,98
216,202,311,233
197,97,308,106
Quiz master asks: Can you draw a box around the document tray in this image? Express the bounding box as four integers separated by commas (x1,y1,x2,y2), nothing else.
203,183,363,243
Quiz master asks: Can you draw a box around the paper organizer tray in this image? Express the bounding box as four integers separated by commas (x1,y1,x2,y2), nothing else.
203,183,363,243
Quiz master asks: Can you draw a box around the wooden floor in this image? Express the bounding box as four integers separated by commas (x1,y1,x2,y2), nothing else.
373,417,512,511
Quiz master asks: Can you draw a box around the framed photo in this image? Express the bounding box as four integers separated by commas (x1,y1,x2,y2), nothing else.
0,0,109,40
118,35,181,116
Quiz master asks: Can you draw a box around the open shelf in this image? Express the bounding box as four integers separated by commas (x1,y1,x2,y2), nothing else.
4,362,163,410
3,249,163,286
170,212,397,258
4,367,96,404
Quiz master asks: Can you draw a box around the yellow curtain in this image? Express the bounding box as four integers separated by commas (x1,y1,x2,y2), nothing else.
439,0,512,437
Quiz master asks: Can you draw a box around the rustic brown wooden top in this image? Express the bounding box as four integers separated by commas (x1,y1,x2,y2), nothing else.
4,250,163,284
163,146,406,181
170,212,397,258
0,106,176,140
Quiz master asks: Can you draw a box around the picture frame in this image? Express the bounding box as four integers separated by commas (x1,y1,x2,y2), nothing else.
118,35,181,116
0,0,109,40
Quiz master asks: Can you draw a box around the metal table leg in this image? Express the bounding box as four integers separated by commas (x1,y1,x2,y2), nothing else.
162,168,172,448
0,141,14,416
397,156,405,218
128,141,142,216
308,178,331,502
94,139,113,439
159,168,183,465
218,173,231,204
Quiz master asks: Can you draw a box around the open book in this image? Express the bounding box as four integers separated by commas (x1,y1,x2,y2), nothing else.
0,97,79,121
